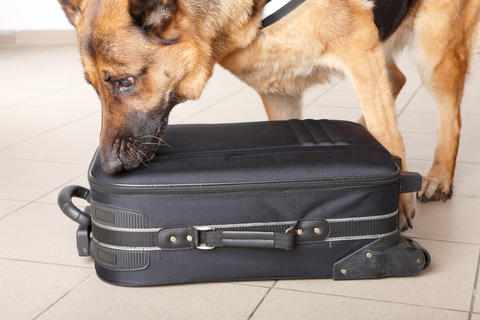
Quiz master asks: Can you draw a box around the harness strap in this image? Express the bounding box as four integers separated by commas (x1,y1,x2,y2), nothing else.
91,210,398,252
261,0,306,29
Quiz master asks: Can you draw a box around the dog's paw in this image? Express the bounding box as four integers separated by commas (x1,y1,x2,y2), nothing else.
417,175,453,203
399,193,415,232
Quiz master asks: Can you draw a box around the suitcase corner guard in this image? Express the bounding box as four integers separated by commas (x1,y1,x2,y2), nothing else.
333,233,430,280
58,185,91,257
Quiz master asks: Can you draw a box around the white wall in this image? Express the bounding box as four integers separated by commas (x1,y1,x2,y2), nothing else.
0,1,73,31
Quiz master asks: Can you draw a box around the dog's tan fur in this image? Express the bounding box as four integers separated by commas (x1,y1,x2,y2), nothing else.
59,0,480,230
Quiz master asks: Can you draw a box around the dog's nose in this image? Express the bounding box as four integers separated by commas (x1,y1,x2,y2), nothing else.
100,148,124,174
101,158,123,174
99,136,160,174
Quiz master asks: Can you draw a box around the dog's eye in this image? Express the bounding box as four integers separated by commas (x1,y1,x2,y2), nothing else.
117,77,136,91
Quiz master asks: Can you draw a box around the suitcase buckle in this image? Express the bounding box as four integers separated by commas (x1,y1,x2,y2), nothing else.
194,226,216,250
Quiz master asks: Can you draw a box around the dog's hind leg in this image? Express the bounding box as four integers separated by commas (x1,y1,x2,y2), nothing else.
386,59,407,99
260,93,303,120
414,0,480,202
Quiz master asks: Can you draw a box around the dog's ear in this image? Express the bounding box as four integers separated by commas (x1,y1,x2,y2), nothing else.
129,0,179,44
58,0,84,26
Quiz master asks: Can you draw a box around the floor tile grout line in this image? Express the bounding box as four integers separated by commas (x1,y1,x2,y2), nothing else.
402,131,480,138
306,104,362,110
429,192,480,201
0,257,93,270
400,130,480,138
425,194,480,200
271,286,470,314
418,194,480,201
0,62,84,88
0,198,30,202
0,46,80,65
32,274,92,320
406,236,480,247
0,156,89,166
0,171,87,221
33,201,70,205
234,281,475,314
178,86,249,123
233,283,276,289
468,249,480,320
0,111,99,152
396,109,480,116
0,199,87,205
397,84,423,117
407,158,480,166
246,280,277,320
0,82,82,111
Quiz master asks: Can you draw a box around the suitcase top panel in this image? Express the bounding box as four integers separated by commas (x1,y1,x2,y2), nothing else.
88,120,399,190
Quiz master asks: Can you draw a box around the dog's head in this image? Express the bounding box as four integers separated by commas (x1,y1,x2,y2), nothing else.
59,0,216,173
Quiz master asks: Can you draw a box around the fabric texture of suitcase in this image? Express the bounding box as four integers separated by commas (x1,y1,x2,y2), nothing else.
58,119,430,286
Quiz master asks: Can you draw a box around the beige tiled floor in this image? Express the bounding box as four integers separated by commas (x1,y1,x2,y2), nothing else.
0,44,479,320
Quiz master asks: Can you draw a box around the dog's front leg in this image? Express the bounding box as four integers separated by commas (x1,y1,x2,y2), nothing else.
357,59,406,127
338,34,414,230
260,93,303,120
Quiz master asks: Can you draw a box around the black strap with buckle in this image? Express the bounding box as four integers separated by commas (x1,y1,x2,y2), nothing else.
90,211,398,252
58,185,400,254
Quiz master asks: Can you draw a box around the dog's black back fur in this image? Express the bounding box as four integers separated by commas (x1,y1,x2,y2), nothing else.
373,0,417,40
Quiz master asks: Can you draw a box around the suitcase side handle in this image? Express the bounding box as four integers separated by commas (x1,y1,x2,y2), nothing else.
58,185,91,256
58,185,91,226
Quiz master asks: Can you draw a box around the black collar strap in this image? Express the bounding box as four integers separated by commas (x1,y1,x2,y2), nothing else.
261,0,306,29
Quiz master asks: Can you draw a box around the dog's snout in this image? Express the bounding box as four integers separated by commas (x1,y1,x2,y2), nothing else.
101,157,124,174
100,143,124,174
100,136,160,174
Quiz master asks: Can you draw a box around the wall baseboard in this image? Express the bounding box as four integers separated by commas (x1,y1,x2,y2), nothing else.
0,30,15,47
0,29,76,47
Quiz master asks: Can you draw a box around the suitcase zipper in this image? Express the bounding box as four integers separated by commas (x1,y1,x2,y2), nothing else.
88,171,400,195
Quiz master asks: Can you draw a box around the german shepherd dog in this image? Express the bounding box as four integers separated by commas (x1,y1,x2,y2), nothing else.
58,0,480,230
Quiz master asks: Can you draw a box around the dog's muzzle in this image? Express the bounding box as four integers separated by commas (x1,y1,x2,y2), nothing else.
99,93,179,174
100,129,165,174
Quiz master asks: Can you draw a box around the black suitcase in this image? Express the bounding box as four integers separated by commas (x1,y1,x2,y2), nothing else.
58,119,430,286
